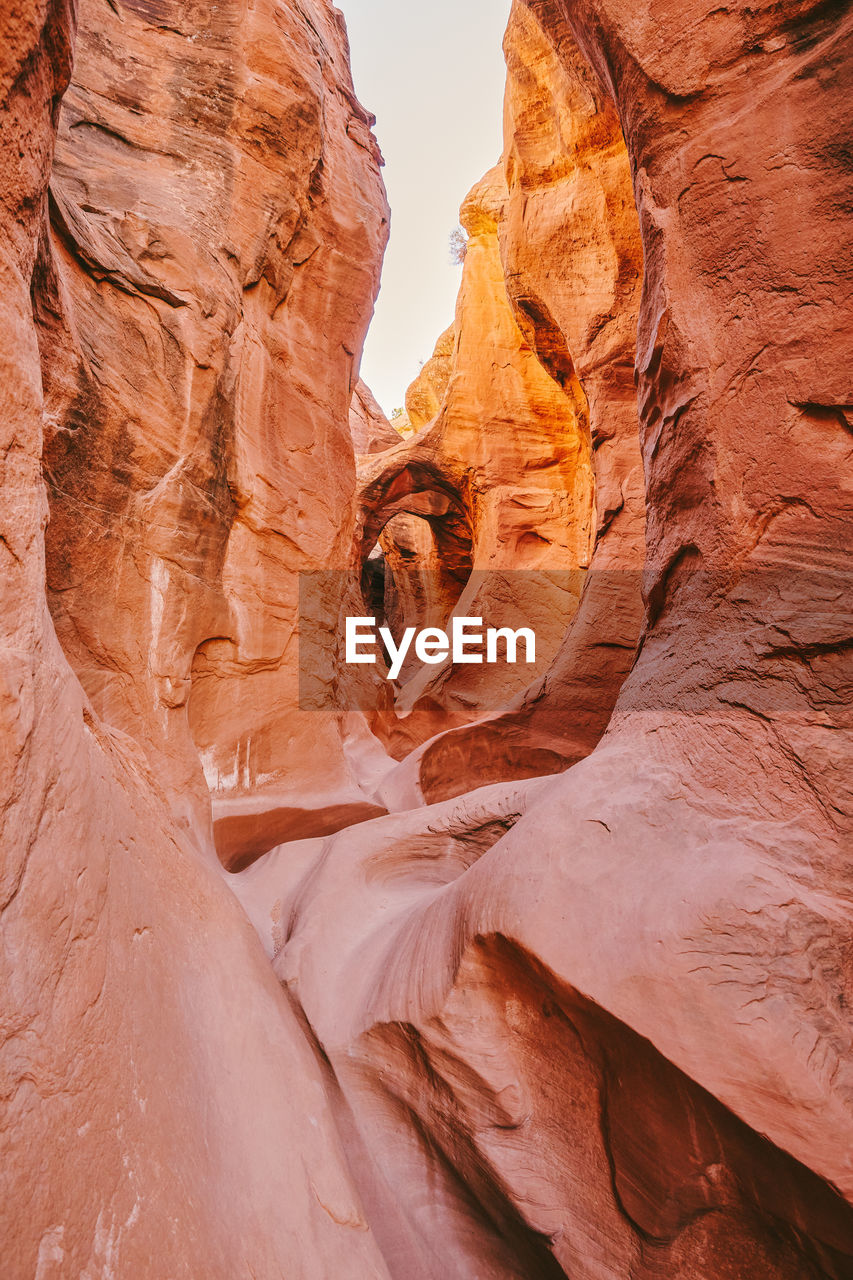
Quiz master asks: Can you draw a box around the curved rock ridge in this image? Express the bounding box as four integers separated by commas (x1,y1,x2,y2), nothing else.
383,0,648,802
240,778,853,1279
404,322,456,432
351,379,404,455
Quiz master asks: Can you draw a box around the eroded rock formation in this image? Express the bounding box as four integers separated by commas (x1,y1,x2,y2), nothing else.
2,0,852,1277
350,379,402,454
245,0,853,1275
36,0,390,867
385,0,648,801
358,162,596,752
1,1,391,1274
404,323,455,432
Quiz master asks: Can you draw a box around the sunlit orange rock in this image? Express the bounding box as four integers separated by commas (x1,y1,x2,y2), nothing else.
359,163,595,750
406,0,647,801
4,0,852,1275
404,322,455,432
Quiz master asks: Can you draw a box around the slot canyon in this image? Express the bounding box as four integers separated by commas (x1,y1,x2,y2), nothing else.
1,0,851,1276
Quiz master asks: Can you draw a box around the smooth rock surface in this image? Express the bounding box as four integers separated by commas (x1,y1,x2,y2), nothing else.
404,323,455,433
351,378,403,455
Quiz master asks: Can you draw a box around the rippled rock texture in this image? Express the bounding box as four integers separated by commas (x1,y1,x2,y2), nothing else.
351,379,402,455
392,0,648,800
250,0,853,1275
2,0,852,1277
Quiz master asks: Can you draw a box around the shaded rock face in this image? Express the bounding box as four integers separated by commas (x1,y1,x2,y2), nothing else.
1,1,391,1276
351,379,403,454
3,2,853,1280
35,0,390,862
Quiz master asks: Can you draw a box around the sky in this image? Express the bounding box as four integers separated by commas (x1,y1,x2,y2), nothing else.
341,0,512,415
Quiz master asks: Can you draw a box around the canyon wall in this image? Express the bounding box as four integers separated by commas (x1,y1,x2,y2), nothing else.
1,0,391,1275
37,0,390,867
244,1,853,1277
351,379,402,454
386,0,648,801
405,323,455,432
358,162,596,755
2,0,852,1277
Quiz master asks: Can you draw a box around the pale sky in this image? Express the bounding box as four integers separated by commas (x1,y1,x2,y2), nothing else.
341,0,512,415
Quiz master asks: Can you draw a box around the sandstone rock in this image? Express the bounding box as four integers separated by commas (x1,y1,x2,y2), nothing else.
243,776,853,1278
1,2,391,1275
358,164,596,751
5,0,853,1275
399,0,647,802
350,379,403,454
36,0,391,866
375,513,455,685
240,1,853,1276
404,323,455,431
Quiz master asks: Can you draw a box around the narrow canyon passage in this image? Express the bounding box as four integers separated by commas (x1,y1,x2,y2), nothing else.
1,0,851,1277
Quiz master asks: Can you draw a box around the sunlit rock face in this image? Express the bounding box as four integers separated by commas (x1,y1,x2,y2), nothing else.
358,163,596,754
36,0,390,865
404,0,648,802
404,322,455,432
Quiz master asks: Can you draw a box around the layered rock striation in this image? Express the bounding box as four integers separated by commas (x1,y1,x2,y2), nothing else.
391,0,648,801
358,162,596,754
350,379,403,455
246,1,853,1276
